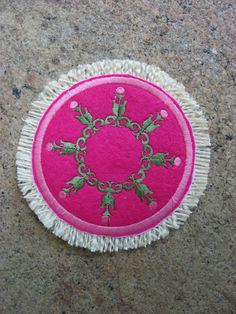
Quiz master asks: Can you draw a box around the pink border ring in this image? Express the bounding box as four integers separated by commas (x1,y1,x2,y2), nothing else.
32,74,195,237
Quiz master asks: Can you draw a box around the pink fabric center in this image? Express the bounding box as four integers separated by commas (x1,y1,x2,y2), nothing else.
85,125,143,182
32,74,195,237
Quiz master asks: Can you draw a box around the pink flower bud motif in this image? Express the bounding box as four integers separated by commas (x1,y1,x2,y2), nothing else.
46,142,53,151
102,215,110,224
174,157,181,167
149,201,158,210
70,101,78,109
160,110,168,118
59,190,67,199
116,87,125,94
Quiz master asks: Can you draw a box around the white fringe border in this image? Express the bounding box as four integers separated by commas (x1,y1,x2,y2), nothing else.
16,60,211,252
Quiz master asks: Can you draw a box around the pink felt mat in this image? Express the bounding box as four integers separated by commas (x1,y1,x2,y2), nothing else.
32,74,195,237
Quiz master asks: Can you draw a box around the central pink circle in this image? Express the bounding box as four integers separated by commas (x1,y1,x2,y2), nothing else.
85,125,143,182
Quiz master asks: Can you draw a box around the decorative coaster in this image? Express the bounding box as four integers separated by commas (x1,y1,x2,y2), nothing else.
16,60,210,252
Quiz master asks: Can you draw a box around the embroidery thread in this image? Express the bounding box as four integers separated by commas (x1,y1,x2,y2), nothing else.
51,87,178,218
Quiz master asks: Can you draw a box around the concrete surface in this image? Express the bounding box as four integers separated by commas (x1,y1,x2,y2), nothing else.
0,1,235,313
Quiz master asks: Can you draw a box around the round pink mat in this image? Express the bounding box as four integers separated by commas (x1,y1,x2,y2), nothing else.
32,74,195,237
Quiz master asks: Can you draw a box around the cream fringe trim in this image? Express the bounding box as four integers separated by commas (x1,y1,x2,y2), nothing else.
16,60,211,252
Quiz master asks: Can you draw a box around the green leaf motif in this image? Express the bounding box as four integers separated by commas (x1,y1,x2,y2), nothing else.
113,100,127,116
67,176,84,192
147,197,155,205
84,108,92,122
100,192,114,209
135,183,153,201
167,157,175,165
103,208,111,217
112,100,119,116
63,188,71,196
155,113,162,121
142,114,161,132
77,116,88,124
74,105,82,112
145,123,160,132
52,143,61,151
76,107,92,124
119,100,127,115
117,94,124,101
152,153,167,167
142,115,153,129
60,141,76,155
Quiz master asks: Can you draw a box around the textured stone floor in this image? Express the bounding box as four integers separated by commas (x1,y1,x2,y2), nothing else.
0,1,235,313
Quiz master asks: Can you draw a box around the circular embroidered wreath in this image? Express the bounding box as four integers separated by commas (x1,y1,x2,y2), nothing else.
50,87,181,219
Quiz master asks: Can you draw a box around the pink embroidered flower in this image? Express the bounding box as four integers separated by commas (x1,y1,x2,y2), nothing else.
46,142,53,151
70,101,78,109
174,157,181,167
59,190,67,199
160,110,168,118
102,215,110,224
149,201,158,210
116,87,125,94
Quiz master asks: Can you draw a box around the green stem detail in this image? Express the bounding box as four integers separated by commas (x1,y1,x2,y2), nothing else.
53,141,76,155
103,206,111,217
138,113,163,134
151,153,175,168
112,93,127,124
74,105,93,126
100,191,115,216
66,176,84,193
134,180,155,205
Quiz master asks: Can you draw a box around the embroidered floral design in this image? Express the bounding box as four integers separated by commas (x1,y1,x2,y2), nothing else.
51,87,179,218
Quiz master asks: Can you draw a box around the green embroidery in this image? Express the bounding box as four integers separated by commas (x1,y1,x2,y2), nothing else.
75,106,93,125
100,192,115,217
143,153,176,168
141,113,162,133
112,92,127,119
52,87,177,217
53,141,76,155
66,176,85,193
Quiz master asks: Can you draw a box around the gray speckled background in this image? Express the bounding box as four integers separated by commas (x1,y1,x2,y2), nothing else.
0,1,235,313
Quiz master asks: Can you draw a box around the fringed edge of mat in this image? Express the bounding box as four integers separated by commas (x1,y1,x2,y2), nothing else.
16,59,211,252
